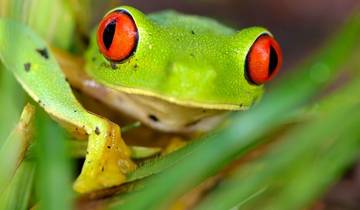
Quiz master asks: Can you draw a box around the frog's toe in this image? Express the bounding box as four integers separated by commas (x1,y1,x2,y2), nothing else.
73,156,135,193
73,119,137,193
73,151,136,193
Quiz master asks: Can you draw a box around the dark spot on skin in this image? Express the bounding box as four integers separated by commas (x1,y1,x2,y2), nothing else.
65,78,69,82
101,166,105,172
38,100,41,104
190,53,195,58
92,57,96,62
95,127,101,135
36,48,49,59
176,38,180,41
202,110,207,113
74,110,77,113
148,114,159,122
134,64,138,69
24,63,31,72
107,145,111,149
110,62,118,70
191,30,196,35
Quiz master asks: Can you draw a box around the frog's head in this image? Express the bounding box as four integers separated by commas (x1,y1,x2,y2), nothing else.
86,6,282,132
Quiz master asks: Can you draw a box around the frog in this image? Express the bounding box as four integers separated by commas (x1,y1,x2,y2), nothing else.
0,5,282,194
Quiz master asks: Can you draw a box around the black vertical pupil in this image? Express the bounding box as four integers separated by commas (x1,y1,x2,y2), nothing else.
103,20,116,50
268,46,278,76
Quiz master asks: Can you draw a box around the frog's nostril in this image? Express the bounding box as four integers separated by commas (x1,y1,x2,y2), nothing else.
245,35,282,85
97,10,139,63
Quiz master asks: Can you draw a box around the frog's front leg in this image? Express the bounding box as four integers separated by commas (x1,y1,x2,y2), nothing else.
74,115,136,193
0,19,136,193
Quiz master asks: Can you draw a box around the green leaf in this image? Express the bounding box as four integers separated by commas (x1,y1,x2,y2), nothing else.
0,162,35,210
0,104,34,194
195,78,360,210
0,66,25,146
35,109,73,210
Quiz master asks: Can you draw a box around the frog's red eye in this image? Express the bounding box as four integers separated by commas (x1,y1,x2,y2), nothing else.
97,10,138,62
245,35,282,85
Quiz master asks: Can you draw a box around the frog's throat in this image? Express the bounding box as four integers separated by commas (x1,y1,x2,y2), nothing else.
105,85,250,111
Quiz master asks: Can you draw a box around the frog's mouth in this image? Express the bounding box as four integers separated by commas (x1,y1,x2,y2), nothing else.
113,91,231,133
108,84,249,111
100,84,249,132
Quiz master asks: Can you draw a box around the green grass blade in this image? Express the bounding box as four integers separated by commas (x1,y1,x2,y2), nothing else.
110,12,360,210
0,66,25,145
0,104,34,194
127,138,205,182
58,139,161,160
195,78,360,210
35,110,73,210
0,0,76,50
263,133,360,210
0,162,35,210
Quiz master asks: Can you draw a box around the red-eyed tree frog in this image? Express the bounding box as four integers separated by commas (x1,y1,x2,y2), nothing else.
0,5,282,193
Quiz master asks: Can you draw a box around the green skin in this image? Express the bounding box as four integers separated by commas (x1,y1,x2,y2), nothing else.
86,6,267,110
0,6,272,193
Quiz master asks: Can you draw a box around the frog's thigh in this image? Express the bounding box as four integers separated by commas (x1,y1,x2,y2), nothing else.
0,20,136,193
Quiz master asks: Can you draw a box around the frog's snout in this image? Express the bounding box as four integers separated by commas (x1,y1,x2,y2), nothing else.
245,35,283,85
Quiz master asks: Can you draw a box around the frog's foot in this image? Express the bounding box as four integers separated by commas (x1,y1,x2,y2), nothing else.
162,137,187,155
73,118,136,193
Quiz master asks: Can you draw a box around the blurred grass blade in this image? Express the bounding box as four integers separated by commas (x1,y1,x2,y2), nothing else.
127,138,205,182
0,66,25,145
0,104,34,194
110,12,360,210
0,162,35,210
121,121,141,133
35,109,73,210
68,140,161,159
261,132,360,210
130,146,162,160
246,77,360,210
0,0,76,50
195,78,360,210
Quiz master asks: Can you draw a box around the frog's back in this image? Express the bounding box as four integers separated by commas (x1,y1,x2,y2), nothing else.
148,10,235,35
